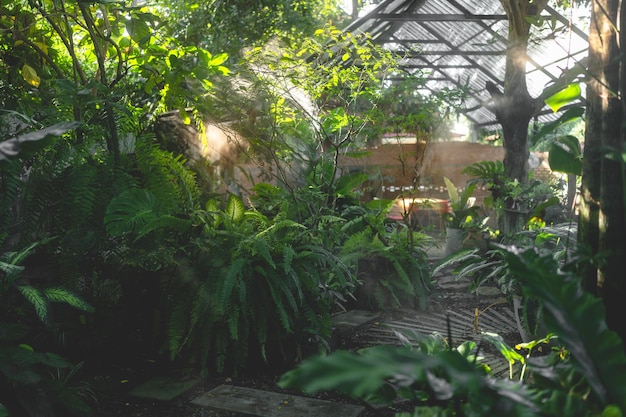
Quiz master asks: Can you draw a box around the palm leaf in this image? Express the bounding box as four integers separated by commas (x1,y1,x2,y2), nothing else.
104,188,158,237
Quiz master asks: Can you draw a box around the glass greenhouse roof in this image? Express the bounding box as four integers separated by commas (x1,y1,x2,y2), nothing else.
345,0,589,129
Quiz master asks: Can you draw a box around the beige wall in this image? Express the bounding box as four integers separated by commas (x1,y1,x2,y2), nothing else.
336,141,554,204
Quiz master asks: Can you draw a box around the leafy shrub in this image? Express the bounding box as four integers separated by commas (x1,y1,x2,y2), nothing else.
162,194,356,374
341,225,432,310
0,242,95,417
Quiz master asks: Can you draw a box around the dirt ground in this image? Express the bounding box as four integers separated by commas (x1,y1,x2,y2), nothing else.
91,294,511,417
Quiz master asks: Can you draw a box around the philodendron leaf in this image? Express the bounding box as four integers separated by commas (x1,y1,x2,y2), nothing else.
505,247,626,409
531,106,584,146
549,135,582,176
545,83,581,112
225,194,246,223
443,177,458,207
0,121,80,165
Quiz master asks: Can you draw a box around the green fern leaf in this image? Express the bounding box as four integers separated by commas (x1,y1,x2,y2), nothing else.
43,287,94,312
228,304,240,341
283,245,295,275
17,285,50,323
217,258,245,314
168,302,191,359
251,237,275,269
266,280,293,333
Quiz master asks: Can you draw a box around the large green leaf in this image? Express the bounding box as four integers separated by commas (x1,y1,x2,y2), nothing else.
17,285,50,323
545,83,581,112
225,194,246,224
548,135,582,175
334,172,368,196
0,121,80,166
505,247,626,409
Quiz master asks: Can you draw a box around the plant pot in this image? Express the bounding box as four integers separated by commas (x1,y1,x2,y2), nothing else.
445,227,464,256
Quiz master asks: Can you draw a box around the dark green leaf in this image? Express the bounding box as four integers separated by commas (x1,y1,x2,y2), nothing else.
0,121,80,165
44,287,95,312
505,247,626,409
531,107,585,146
548,135,582,175
104,188,158,237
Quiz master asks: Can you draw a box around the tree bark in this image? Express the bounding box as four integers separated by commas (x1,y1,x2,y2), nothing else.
581,0,626,345
487,1,547,233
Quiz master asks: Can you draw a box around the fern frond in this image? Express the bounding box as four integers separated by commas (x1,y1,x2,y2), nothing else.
135,136,200,214
282,245,295,275
250,237,275,269
228,304,240,341
265,279,293,333
217,258,245,314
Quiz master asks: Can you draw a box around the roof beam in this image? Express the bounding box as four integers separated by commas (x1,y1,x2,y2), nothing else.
371,13,507,22
399,50,507,56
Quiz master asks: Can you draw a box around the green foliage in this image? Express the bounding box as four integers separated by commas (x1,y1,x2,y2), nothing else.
442,177,479,228
161,194,355,374
506,247,626,410
280,247,626,417
341,227,432,310
0,122,80,166
160,0,344,55
134,137,200,214
548,135,583,176
0,243,95,416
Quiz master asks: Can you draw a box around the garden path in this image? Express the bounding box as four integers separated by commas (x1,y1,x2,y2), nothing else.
101,250,521,417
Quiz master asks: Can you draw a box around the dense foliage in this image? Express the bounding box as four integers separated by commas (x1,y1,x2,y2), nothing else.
0,1,441,415
280,247,626,417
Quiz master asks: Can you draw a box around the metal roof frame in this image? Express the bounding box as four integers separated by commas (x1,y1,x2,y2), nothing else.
344,0,589,129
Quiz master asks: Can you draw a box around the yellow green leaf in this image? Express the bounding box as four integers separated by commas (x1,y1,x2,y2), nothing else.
545,83,581,112
33,41,48,55
21,64,40,87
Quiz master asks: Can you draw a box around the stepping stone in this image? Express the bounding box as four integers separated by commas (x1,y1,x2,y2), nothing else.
474,286,503,296
331,310,380,334
192,385,364,417
128,375,201,401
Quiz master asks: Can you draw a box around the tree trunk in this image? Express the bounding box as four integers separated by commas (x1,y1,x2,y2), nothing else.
581,0,626,345
489,0,547,233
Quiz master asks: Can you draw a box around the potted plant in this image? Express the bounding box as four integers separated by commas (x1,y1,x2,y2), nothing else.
443,177,480,255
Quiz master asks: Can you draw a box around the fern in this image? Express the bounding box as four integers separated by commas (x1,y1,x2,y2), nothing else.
134,136,200,214
0,160,23,236
217,258,245,315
